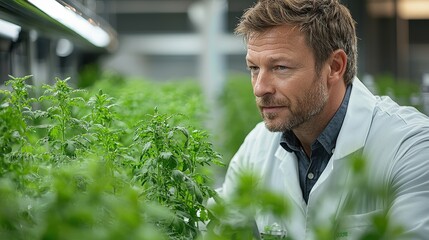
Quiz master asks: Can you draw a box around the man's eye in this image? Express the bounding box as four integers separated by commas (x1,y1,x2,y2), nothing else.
274,65,288,71
247,66,259,73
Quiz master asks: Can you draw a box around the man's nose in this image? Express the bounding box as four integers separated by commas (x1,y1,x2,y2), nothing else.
253,70,275,97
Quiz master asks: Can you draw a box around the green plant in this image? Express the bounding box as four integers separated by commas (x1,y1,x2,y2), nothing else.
0,75,223,240
132,109,223,239
84,89,126,172
0,75,37,190
38,77,89,161
0,75,34,155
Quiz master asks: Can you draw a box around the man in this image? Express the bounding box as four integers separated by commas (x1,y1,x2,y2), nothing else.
219,0,429,239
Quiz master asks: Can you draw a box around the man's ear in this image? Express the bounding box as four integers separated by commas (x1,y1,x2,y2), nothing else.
327,49,347,84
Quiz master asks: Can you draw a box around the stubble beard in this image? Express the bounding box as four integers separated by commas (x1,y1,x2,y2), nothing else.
258,76,328,132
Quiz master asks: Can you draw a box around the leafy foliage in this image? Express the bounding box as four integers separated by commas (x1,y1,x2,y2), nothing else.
0,75,222,239
131,109,223,239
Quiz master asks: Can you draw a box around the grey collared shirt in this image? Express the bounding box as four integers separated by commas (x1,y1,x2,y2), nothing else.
280,84,352,204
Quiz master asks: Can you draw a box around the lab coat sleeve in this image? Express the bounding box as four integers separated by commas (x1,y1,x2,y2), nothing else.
389,129,429,239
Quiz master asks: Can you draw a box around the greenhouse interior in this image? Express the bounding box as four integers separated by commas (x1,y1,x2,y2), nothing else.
1,0,429,239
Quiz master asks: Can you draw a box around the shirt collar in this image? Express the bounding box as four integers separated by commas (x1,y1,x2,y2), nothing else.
280,84,352,154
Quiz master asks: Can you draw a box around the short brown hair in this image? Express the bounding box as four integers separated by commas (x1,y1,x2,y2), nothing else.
235,0,357,85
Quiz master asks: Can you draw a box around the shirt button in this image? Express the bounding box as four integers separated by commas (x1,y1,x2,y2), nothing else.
308,172,315,180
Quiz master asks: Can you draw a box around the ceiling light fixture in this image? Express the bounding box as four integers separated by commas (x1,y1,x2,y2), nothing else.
27,0,110,47
0,19,21,41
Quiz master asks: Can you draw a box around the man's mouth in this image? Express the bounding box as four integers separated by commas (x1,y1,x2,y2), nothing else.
260,106,285,113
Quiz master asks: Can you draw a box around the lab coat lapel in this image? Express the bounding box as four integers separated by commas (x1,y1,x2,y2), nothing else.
332,78,376,160
315,77,376,188
273,145,308,239
274,146,306,210
308,78,376,223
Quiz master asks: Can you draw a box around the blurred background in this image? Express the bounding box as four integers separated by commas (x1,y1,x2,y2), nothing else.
2,1,429,87
1,0,429,161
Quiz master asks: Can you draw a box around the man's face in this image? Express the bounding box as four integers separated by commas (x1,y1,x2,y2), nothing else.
246,25,329,132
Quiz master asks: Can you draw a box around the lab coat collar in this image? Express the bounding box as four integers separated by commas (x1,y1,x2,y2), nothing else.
333,77,376,160
314,77,375,190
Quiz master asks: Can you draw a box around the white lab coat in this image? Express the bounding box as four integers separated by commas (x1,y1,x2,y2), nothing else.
220,77,429,239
